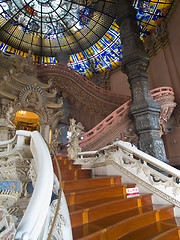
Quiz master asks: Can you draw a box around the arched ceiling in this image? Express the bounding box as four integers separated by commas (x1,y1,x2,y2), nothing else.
0,0,175,77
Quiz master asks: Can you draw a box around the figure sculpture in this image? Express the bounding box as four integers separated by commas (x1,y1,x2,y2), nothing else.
67,119,84,159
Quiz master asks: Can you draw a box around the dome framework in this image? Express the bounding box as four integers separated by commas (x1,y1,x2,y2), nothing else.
0,0,174,76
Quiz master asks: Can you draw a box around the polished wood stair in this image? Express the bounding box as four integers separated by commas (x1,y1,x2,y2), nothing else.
53,155,180,240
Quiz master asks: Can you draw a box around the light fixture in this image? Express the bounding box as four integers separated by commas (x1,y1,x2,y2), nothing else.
18,110,26,116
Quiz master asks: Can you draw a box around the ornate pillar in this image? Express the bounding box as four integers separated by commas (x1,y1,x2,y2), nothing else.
55,52,70,65
116,0,168,163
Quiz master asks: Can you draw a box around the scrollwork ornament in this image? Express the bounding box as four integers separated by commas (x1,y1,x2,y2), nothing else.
48,199,68,240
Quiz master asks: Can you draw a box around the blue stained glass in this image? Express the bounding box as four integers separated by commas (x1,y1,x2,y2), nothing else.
78,7,94,27
0,0,174,77
99,40,106,48
0,42,4,49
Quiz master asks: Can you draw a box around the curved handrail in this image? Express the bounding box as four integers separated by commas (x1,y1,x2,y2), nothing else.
78,140,180,179
114,141,180,178
0,134,17,157
0,134,17,147
79,86,175,148
77,140,180,211
47,144,62,240
36,63,130,104
15,130,54,240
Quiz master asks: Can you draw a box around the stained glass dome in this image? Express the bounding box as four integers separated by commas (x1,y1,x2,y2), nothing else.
0,0,174,77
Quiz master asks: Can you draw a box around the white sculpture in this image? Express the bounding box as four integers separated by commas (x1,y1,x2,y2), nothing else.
67,119,84,159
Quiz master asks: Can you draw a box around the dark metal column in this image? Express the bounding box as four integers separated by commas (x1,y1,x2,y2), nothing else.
116,0,168,163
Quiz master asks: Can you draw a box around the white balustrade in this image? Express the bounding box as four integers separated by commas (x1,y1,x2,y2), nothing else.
15,130,54,240
77,140,180,214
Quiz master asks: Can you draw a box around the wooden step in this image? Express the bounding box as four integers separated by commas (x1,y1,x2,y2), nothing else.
61,169,92,181
62,176,122,192
57,164,81,171
53,155,178,240
72,206,175,240
152,227,180,240
54,155,69,161
69,196,126,213
70,194,152,228
65,184,135,206
54,158,74,165
118,218,178,240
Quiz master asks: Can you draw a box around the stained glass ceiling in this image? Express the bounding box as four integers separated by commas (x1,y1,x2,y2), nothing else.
0,0,174,77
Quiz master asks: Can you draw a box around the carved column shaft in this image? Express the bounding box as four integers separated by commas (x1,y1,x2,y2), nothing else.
116,0,168,163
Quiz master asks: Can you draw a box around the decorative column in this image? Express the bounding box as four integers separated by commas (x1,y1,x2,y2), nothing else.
55,52,70,65
116,0,168,163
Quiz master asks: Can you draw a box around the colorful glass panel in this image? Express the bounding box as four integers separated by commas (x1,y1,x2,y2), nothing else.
0,0,174,77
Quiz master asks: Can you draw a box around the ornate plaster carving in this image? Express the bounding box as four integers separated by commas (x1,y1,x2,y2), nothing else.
76,143,180,208
67,119,84,159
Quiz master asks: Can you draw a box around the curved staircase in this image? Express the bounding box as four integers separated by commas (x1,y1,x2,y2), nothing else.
53,155,180,240
79,87,176,151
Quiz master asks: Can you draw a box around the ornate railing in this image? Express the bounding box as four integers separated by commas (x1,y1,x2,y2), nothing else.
76,140,180,213
15,130,54,240
9,130,73,240
79,87,176,151
0,134,17,156
36,63,130,105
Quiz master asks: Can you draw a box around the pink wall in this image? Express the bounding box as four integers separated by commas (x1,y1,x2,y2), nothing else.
109,69,131,96
149,3,180,165
148,3,180,104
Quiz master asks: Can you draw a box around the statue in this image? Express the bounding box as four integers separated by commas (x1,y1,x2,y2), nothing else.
0,101,16,141
67,119,84,159
51,127,64,155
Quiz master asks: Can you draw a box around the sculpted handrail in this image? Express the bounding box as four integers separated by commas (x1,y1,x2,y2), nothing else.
79,86,175,148
36,63,130,104
0,134,17,156
77,140,180,210
15,130,54,240
0,134,17,147
78,140,180,178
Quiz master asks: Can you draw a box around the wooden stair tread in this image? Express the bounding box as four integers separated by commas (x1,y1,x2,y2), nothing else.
54,159,74,165
72,205,154,239
73,206,175,240
61,169,92,181
65,184,136,206
69,195,125,212
152,226,180,240
53,155,179,240
61,169,91,174
65,184,130,195
62,176,122,191
119,218,177,240
70,194,153,228
69,194,152,214
58,164,81,170
69,193,150,213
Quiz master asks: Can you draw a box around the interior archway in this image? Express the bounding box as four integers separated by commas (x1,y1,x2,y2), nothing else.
13,111,40,131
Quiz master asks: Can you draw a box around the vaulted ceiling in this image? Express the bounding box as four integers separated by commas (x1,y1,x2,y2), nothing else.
0,0,175,76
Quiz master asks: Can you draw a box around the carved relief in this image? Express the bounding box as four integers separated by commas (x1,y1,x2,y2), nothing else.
0,206,16,240
76,142,180,208
19,85,46,110
67,119,84,159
